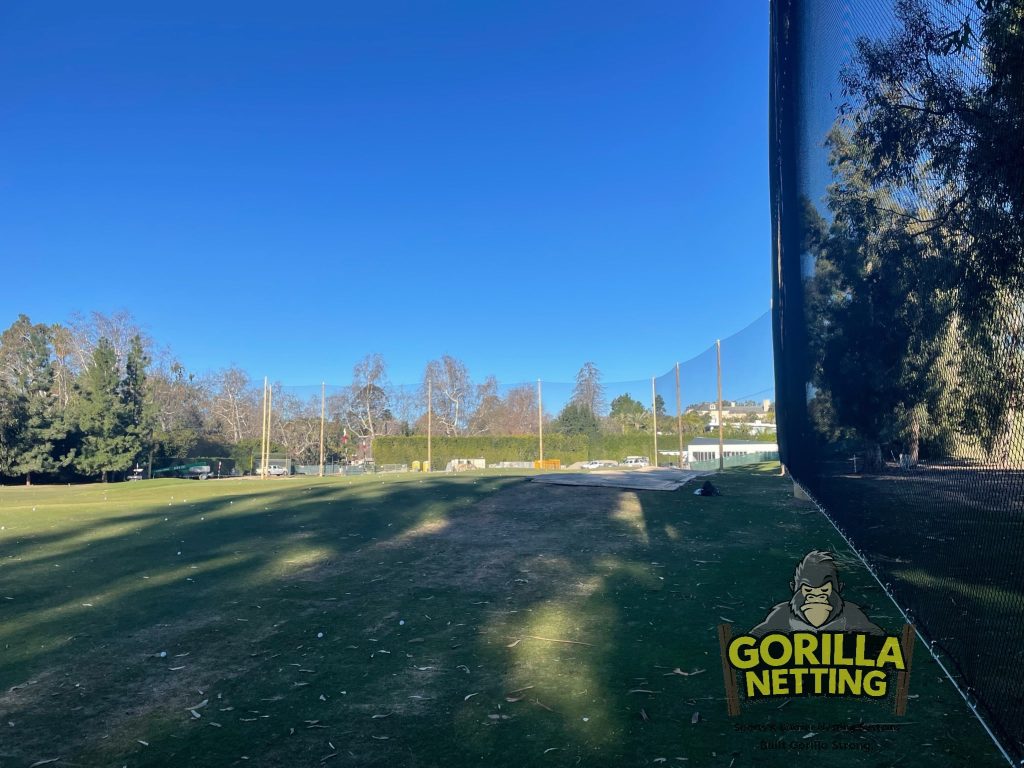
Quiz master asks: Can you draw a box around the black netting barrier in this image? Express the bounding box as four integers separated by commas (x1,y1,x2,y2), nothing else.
771,0,1024,762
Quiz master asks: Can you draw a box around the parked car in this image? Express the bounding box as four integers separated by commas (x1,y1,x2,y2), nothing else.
582,460,603,469
621,456,650,467
256,464,289,476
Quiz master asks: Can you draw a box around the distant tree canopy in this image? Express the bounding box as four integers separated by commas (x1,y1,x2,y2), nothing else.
552,401,601,438
0,312,772,482
803,0,1024,465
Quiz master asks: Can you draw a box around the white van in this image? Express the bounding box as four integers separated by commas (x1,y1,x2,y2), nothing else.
621,456,650,467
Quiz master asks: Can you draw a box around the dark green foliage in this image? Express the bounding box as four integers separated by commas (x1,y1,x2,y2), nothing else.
609,393,646,432
804,0,1024,463
374,428,775,467
0,315,71,484
373,434,589,467
73,338,145,481
551,401,600,438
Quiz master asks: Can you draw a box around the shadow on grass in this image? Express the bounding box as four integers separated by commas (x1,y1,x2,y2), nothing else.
0,468,1009,767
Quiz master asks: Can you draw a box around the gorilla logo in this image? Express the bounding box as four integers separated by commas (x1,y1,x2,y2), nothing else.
750,550,884,637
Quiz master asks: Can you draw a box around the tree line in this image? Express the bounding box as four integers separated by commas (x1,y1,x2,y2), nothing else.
800,0,1024,468
0,312,757,483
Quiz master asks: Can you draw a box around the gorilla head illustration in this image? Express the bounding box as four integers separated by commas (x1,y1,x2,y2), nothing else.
750,550,884,637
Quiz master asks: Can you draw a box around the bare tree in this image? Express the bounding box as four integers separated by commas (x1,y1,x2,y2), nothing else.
423,355,475,436
148,356,208,460
272,388,320,464
571,362,605,416
207,366,259,444
351,353,390,440
467,379,538,435
65,310,150,374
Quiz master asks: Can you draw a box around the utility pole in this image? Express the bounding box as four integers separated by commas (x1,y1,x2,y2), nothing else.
676,362,683,468
260,377,269,479
538,379,544,464
716,339,724,471
319,382,326,477
427,379,432,473
651,377,658,467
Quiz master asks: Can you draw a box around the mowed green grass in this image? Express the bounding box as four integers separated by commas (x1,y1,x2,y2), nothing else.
0,467,1007,767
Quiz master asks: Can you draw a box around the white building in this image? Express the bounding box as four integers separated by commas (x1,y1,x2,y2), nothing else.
686,437,779,463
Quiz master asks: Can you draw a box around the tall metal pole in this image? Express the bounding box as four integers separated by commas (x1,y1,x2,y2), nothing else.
676,362,683,467
260,377,268,479
538,379,544,464
716,339,724,470
319,382,326,477
427,379,432,473
651,376,658,467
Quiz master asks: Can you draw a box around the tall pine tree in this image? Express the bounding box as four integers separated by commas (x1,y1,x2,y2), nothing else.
74,338,145,481
0,315,71,484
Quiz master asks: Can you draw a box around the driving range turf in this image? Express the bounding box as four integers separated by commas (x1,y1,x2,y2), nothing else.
0,466,1008,767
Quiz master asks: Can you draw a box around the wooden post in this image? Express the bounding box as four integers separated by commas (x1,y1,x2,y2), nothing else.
260,377,269,479
319,382,326,477
266,384,273,476
893,624,916,715
716,339,724,471
675,362,683,467
651,376,658,467
538,379,544,464
427,379,432,473
717,623,741,716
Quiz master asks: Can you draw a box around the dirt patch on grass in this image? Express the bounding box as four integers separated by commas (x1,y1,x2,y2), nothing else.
374,482,637,593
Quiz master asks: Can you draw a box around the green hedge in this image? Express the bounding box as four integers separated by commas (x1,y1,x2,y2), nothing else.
372,435,588,468
374,429,777,468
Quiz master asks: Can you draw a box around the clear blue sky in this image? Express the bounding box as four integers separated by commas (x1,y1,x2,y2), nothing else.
1,1,770,389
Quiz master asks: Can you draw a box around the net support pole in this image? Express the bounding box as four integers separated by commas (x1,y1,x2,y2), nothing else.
427,379,432,473
267,384,273,476
651,376,658,467
319,381,326,477
538,379,544,464
260,377,268,479
676,362,683,468
716,339,724,470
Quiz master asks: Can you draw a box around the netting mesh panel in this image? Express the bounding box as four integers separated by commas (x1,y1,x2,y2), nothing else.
772,0,1024,760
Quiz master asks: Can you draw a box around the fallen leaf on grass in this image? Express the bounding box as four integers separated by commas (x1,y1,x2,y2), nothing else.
371,736,389,740
506,639,522,648
464,692,480,701
137,741,149,746
640,708,650,722
505,695,525,703
628,689,657,695
29,759,61,767
663,668,706,677
543,748,560,754
690,712,701,724
185,699,208,711
371,713,392,719
208,722,222,728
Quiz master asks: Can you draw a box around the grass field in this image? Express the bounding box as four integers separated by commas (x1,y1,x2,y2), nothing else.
0,466,1008,767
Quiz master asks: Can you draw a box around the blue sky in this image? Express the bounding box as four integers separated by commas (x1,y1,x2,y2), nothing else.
1,1,771,391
